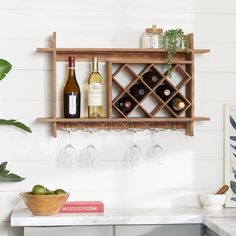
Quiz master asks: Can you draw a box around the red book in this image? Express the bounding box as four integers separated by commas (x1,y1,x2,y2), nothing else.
59,201,104,213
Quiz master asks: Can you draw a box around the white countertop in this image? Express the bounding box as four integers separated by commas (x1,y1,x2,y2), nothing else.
11,206,236,236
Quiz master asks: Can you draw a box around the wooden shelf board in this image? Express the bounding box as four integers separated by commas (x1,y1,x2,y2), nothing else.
193,49,210,54
37,117,209,123
37,48,210,54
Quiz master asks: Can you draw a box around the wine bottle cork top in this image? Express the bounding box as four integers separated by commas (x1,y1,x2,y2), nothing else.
68,56,75,67
92,57,98,71
146,25,163,33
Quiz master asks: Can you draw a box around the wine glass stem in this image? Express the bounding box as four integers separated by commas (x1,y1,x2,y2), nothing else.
88,130,93,146
152,130,159,146
131,131,137,146
65,129,72,145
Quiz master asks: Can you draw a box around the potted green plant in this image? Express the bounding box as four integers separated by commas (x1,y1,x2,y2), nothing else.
0,59,31,181
163,29,189,76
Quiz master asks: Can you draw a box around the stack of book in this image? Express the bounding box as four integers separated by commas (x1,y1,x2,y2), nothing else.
59,201,104,213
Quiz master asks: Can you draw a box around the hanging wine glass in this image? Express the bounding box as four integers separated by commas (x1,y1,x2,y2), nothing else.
57,128,78,168
78,128,97,167
125,129,142,164
147,129,164,164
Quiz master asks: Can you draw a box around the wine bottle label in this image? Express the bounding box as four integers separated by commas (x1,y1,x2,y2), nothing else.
88,83,103,106
69,95,77,115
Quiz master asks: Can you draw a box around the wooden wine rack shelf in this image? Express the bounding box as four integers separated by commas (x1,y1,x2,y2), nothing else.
37,32,210,137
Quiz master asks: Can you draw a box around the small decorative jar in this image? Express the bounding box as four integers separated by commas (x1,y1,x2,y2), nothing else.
142,25,163,48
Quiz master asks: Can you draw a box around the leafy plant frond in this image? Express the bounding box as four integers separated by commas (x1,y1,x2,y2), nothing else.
230,136,236,141
0,59,12,81
0,162,25,182
231,181,236,194
230,144,236,151
0,119,32,133
163,29,189,77
230,115,236,130
0,59,31,182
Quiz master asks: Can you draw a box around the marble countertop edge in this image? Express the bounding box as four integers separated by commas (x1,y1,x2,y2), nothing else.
10,207,236,236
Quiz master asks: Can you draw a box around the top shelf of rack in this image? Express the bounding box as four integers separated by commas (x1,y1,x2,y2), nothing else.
36,32,209,62
37,48,210,63
37,47,210,54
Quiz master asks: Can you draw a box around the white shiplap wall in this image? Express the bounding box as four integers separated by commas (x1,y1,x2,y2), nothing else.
0,0,235,235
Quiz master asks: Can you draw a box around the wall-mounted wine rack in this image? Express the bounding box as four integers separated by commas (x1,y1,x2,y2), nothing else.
37,32,210,137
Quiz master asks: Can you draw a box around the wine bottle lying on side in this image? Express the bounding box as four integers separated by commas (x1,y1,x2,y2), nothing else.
116,96,135,115
129,83,147,101
155,84,172,101
170,97,186,111
142,70,160,88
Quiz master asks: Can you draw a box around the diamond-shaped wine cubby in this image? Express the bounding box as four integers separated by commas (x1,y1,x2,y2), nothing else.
37,32,210,137
111,63,192,119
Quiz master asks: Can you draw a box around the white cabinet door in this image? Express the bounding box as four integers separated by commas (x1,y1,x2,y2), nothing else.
24,226,112,236
116,224,201,236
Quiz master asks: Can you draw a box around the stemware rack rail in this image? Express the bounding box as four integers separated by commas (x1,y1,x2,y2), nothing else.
37,32,210,137
38,117,209,131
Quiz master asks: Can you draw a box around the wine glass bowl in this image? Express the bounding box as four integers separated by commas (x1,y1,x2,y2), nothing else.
80,143,96,166
57,129,78,168
78,129,97,167
59,144,78,167
147,129,164,164
125,130,142,163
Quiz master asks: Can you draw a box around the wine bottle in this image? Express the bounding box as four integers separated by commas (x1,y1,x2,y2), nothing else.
171,97,185,111
116,96,134,115
155,84,171,101
88,57,103,118
129,83,146,101
142,70,160,88
63,56,81,118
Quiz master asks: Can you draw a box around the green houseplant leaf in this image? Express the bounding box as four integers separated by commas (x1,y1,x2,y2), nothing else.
0,59,12,81
163,29,189,77
0,59,31,133
0,119,32,133
0,59,31,182
0,162,25,181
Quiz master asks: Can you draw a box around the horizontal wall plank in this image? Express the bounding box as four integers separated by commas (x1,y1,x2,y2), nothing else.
0,10,235,43
0,129,223,161
1,0,236,14
0,158,222,193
